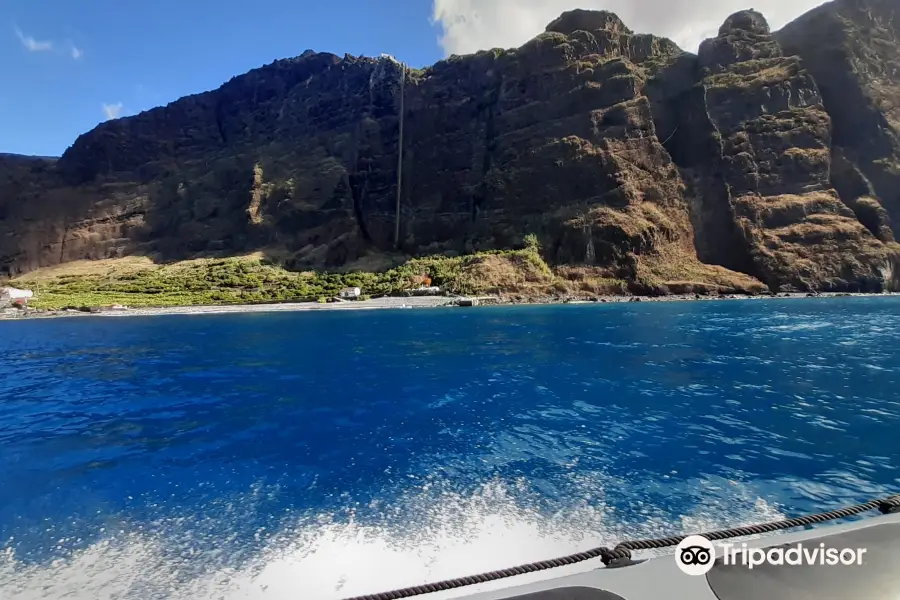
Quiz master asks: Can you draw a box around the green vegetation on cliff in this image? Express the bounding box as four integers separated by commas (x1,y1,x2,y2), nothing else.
10,226,770,310
14,246,630,310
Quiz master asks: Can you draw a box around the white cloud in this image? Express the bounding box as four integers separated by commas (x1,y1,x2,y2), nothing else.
71,45,83,59
14,27,53,52
431,0,828,56
102,102,124,120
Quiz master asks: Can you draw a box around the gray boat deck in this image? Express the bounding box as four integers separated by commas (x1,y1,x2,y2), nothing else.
461,512,900,600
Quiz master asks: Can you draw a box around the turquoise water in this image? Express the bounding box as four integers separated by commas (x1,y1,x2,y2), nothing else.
1,298,899,599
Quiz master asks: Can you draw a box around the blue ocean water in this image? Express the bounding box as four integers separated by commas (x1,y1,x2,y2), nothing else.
1,298,899,599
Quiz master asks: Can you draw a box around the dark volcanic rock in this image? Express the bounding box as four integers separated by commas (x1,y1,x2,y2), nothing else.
674,8,899,292
545,9,631,36
776,0,900,236
1,2,900,293
721,9,771,35
699,9,782,71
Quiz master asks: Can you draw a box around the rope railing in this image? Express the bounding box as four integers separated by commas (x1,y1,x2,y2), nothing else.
340,493,900,600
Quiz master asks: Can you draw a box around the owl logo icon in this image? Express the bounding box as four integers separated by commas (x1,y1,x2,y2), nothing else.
675,535,716,576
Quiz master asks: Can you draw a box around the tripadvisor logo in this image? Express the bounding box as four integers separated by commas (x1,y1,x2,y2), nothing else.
675,535,716,576
675,535,868,576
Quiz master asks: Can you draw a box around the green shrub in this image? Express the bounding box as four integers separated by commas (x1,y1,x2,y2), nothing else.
523,233,541,253
13,244,562,310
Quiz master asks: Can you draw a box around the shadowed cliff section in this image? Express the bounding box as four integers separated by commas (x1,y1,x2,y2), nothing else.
776,0,900,237
667,8,899,292
2,0,900,293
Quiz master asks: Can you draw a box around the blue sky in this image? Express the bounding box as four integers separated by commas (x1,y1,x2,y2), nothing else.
2,0,445,157
3,0,826,158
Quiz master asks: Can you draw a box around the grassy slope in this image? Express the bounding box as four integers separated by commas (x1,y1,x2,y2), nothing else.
9,242,767,310
7,250,588,310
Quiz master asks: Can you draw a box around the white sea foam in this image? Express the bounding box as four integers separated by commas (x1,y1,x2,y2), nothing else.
1,478,785,600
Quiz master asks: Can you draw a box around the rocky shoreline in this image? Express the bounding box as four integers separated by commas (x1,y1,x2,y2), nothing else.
494,291,900,305
2,291,898,321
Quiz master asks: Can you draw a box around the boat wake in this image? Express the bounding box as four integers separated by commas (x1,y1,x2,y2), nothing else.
1,477,784,600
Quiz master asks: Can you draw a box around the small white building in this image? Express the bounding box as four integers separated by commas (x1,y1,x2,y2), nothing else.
410,286,441,296
0,286,34,306
339,287,362,300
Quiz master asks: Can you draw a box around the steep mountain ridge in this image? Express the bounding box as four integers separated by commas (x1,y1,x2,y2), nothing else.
2,0,899,294
675,8,897,291
776,0,900,238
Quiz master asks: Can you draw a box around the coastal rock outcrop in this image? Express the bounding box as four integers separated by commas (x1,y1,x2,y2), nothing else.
2,0,899,293
777,0,900,236
672,8,898,291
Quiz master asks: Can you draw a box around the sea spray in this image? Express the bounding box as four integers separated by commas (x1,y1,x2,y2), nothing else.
1,477,784,600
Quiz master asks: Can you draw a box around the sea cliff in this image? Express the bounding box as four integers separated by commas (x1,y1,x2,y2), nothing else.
3,0,900,307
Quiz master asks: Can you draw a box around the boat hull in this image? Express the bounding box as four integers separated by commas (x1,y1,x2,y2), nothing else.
460,511,900,600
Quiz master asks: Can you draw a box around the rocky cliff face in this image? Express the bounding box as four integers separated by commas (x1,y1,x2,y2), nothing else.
671,8,898,291
776,0,900,238
2,0,899,293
